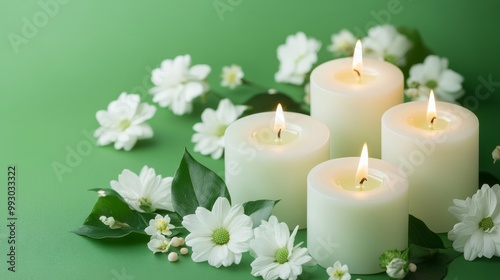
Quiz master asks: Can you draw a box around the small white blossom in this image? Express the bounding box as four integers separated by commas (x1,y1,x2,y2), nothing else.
94,92,156,151
406,55,464,102
362,25,412,67
110,166,174,213
328,29,357,56
182,197,253,268
250,216,314,280
326,261,351,280
150,54,211,115
275,32,321,85
386,258,407,279
448,184,500,261
99,216,129,229
147,235,171,254
192,98,247,159
493,146,500,164
144,214,175,236
221,64,244,89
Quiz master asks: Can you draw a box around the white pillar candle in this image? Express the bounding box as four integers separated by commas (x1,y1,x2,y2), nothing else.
307,149,408,274
381,96,479,232
310,41,403,159
225,108,330,229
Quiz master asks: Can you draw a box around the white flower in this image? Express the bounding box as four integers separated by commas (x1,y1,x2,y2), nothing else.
328,29,357,56
182,197,253,268
275,32,321,85
99,216,129,229
406,55,464,102
326,261,351,280
94,92,156,151
221,64,244,89
250,216,314,280
448,184,500,261
147,234,171,254
385,258,407,279
150,54,211,115
192,98,247,159
493,146,500,163
145,214,175,236
362,25,412,67
110,166,174,213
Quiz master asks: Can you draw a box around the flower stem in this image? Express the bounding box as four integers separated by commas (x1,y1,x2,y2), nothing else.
243,79,268,91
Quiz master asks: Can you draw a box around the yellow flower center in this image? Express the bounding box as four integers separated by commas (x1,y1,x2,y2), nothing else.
480,217,494,231
119,119,131,131
157,219,168,232
333,270,345,278
212,228,230,245
274,247,289,264
215,125,228,137
139,197,155,212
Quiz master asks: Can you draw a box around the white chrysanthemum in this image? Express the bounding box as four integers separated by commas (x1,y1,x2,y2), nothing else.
145,214,175,236
385,258,407,279
448,184,500,261
147,234,171,254
150,54,211,115
221,64,244,89
328,29,357,56
362,25,412,67
182,197,253,268
326,261,351,280
94,92,156,151
275,32,321,85
192,98,247,159
492,146,500,164
110,166,174,213
250,216,314,280
406,55,464,102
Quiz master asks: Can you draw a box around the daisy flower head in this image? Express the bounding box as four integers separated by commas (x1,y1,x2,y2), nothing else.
221,64,244,89
328,29,357,57
326,261,351,280
362,25,412,67
147,234,171,254
150,54,211,115
94,92,156,151
182,197,253,268
275,32,321,85
250,216,314,280
110,166,174,213
145,214,175,236
406,55,464,102
192,98,247,159
448,184,500,261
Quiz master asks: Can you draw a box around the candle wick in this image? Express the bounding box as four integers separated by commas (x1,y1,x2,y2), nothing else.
353,69,361,83
430,116,437,129
359,177,367,190
277,128,282,139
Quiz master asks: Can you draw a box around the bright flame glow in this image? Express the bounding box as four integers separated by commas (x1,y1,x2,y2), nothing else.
352,40,363,75
274,103,285,138
355,143,368,186
427,90,437,125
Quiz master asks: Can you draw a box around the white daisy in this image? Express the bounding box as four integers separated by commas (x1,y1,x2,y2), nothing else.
110,166,174,213
182,197,253,268
94,92,156,151
250,216,314,280
326,261,351,280
448,184,500,261
362,25,412,67
147,234,171,254
144,214,175,236
327,29,357,56
150,54,211,115
221,64,244,89
406,55,464,102
192,98,247,159
275,32,321,85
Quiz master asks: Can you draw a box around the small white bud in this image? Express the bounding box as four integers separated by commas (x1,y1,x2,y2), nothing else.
409,263,417,272
168,252,178,262
170,237,181,247
268,88,277,95
180,247,189,255
493,146,500,164
178,237,185,246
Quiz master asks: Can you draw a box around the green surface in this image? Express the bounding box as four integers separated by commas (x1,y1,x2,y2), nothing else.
1,0,500,279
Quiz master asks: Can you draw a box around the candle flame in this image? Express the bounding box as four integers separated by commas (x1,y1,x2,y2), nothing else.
355,143,368,187
274,103,285,139
427,90,437,126
352,40,363,78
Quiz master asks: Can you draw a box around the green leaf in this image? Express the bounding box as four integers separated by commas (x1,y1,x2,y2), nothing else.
409,244,439,263
408,215,445,249
405,257,447,280
73,196,152,239
243,200,279,228
172,148,231,217
243,93,307,116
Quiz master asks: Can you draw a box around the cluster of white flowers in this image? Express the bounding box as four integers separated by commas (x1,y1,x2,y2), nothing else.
448,184,500,261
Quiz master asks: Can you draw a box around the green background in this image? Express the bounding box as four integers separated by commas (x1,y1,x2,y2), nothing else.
1,0,500,279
